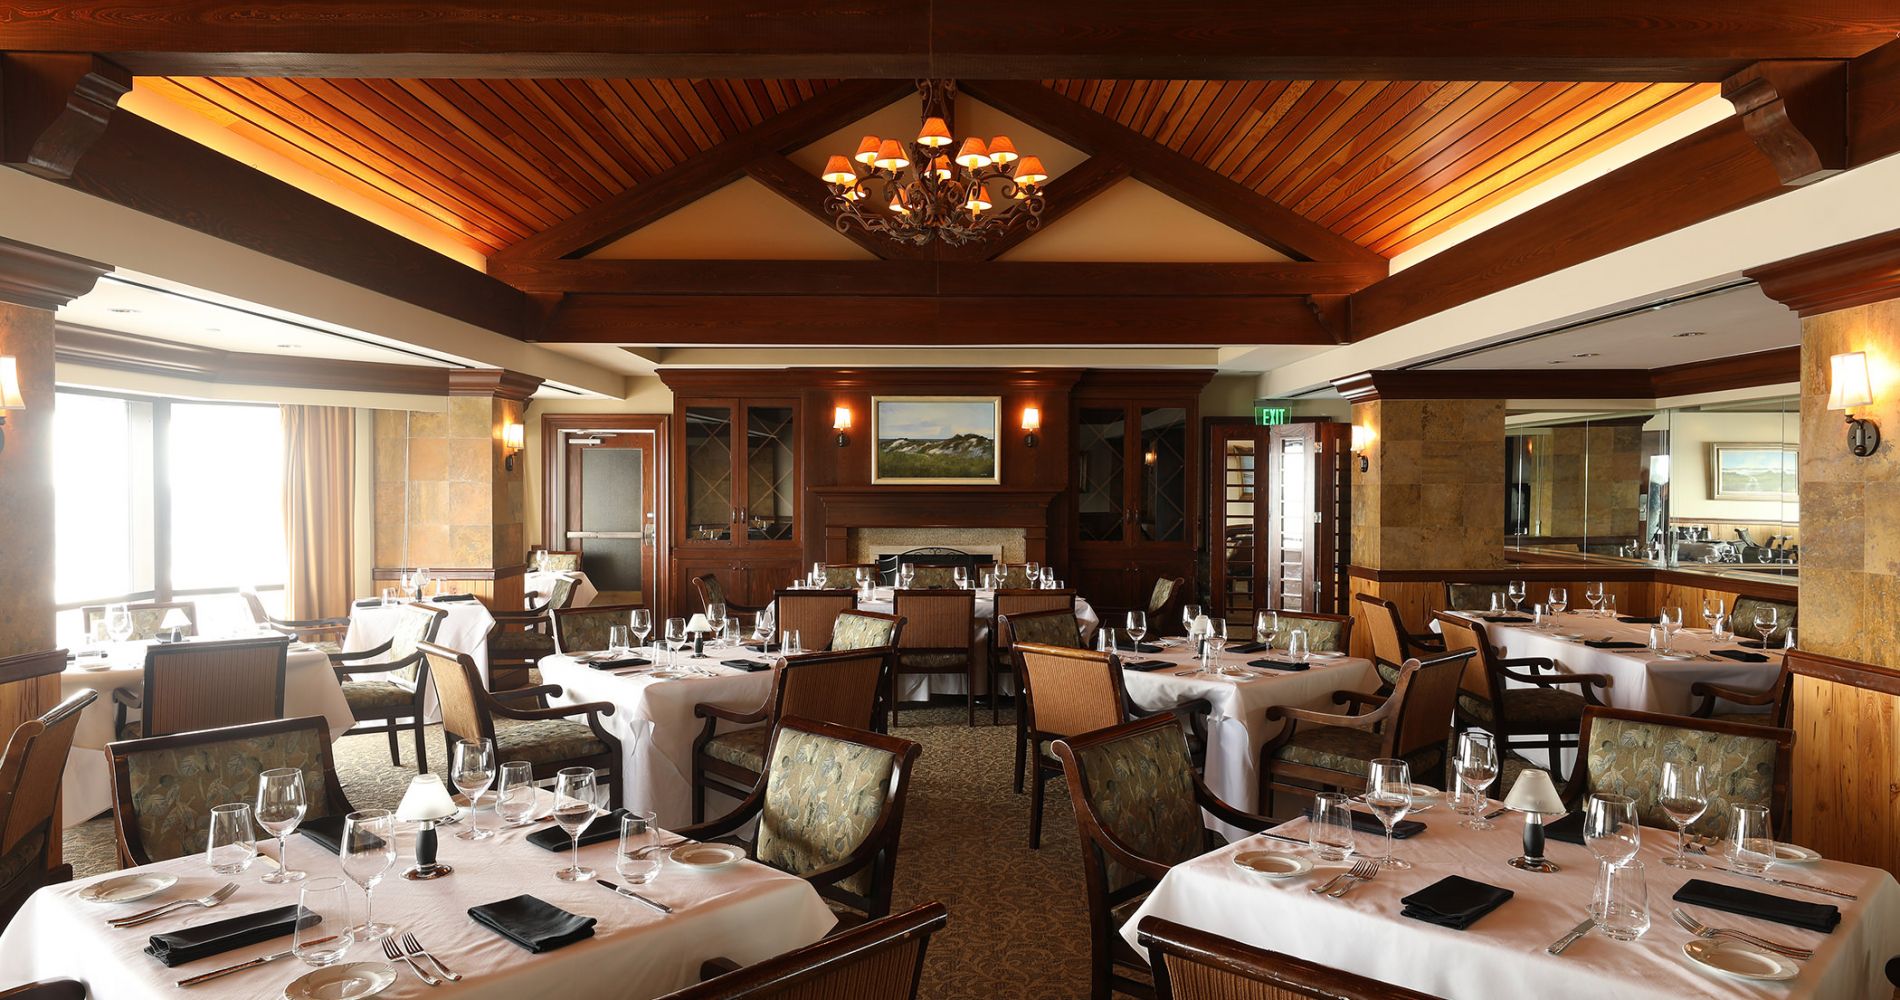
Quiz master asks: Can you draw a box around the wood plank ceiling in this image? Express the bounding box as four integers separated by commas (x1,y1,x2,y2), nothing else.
141,75,1715,261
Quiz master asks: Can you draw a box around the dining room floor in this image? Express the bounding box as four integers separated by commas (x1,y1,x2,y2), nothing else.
61,703,1095,1000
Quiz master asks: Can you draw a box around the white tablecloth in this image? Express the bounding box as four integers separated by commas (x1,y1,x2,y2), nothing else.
346,601,496,718
1,809,834,999
59,642,350,828
541,648,777,827
526,570,599,609
1124,816,1900,999
1119,643,1377,835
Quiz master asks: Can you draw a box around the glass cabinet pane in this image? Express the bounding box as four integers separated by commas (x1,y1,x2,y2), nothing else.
1139,407,1188,543
1220,437,1257,628
1077,408,1127,542
683,406,734,541
745,405,796,542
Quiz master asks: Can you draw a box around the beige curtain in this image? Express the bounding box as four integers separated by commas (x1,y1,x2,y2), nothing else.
281,405,355,621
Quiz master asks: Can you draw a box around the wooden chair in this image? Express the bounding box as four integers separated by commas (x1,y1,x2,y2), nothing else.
890,589,978,728
421,641,624,809
112,635,290,740
1097,576,1189,637
1258,649,1475,810
669,901,948,1000
1690,661,1795,729
992,563,1037,589
1053,715,1273,1000
551,603,644,654
1435,612,1609,781
1440,582,1509,614
1017,642,1129,850
0,679,94,928
108,715,353,867
523,570,582,611
489,576,581,691
1138,916,1442,1000
81,602,198,642
1000,609,1088,798
240,589,348,651
773,589,858,652
681,717,920,925
693,573,765,616
0,983,86,1000
1354,593,1445,689
1564,705,1794,837
991,588,1078,724
1254,610,1354,652
816,563,878,589
831,609,906,733
535,549,583,572
905,565,963,589
690,648,890,822
329,603,446,772
1732,596,1797,646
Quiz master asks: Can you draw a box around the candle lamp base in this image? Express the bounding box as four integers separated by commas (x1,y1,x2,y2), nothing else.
1508,855,1561,873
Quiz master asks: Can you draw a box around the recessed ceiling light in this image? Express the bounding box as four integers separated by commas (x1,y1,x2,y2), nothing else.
1548,360,1566,365
109,307,139,314
205,327,222,333
276,343,298,349
1673,331,1706,338
1571,352,1599,358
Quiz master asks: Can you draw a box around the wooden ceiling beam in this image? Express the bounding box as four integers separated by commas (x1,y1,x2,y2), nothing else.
960,79,1385,266
9,3,1899,80
492,79,912,262
0,53,131,180
937,156,1131,262
740,154,932,261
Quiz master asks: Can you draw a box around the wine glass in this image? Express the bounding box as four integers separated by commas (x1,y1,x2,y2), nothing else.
1365,759,1413,870
856,567,873,594
292,878,352,968
706,602,728,647
616,811,663,887
1124,612,1147,648
664,617,687,667
1506,580,1526,613
495,761,538,827
1657,606,1684,652
1203,618,1228,673
630,608,652,650
1025,562,1040,583
205,802,257,875
1454,731,1498,829
1181,604,1203,635
256,768,308,884
782,629,802,656
1583,793,1641,920
1547,587,1568,616
1659,761,1709,869
105,603,134,643
552,767,601,882
1256,610,1279,645
340,808,397,941
1752,606,1779,648
1583,582,1604,616
451,738,496,841
898,564,917,589
1701,597,1726,632
398,571,417,600
415,567,432,600
952,566,969,590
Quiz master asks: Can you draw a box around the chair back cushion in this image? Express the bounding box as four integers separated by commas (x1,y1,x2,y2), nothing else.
776,592,857,651
423,646,489,745
907,566,960,590
553,607,633,654
1731,597,1796,645
994,565,1034,589
818,565,869,589
1004,610,1083,650
1261,613,1348,653
1584,713,1783,835
891,591,974,650
778,652,885,731
544,575,578,611
1018,646,1121,737
1444,583,1507,612
119,722,343,863
992,591,1075,643
831,612,898,651
757,726,897,896
143,638,289,737
388,606,444,684
1071,721,1204,887
1147,577,1182,616
541,551,582,572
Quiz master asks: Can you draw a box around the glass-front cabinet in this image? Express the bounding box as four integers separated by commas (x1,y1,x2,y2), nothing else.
672,396,802,614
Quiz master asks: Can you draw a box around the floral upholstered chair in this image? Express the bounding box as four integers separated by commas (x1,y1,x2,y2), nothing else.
1565,706,1793,836
831,610,905,732
107,715,353,867
907,566,962,590
1053,714,1271,1000
681,717,919,926
692,573,764,616
1355,593,1446,690
890,590,977,728
992,590,1078,726
679,903,949,1000
488,577,579,692
329,603,446,772
1256,611,1352,653
1441,582,1510,613
551,604,643,655
0,677,93,926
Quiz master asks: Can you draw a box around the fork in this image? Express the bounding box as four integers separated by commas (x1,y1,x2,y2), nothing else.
1670,909,1813,959
401,932,462,982
630,837,689,858
383,937,441,986
1307,868,1353,895
1327,860,1380,898
108,883,237,928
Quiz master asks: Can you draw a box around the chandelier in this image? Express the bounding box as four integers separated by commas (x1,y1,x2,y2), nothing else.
817,80,1049,246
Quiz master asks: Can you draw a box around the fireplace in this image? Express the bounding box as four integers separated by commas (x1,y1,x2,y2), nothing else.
810,487,1061,566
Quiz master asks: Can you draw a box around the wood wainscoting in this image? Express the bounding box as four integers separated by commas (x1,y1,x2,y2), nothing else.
1784,649,1900,876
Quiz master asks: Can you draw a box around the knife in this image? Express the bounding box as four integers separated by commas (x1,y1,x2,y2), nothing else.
175,937,335,987
597,879,672,914
1706,864,1858,899
1545,918,1596,955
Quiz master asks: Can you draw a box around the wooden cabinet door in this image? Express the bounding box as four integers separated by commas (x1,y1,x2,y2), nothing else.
735,399,800,545
677,399,741,545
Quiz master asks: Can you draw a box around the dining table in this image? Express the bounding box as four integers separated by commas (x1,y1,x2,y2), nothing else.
1122,810,1900,999
345,598,497,719
57,639,350,828
0,803,835,999
525,569,599,609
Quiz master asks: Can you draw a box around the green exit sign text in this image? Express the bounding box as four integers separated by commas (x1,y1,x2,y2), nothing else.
1255,406,1289,426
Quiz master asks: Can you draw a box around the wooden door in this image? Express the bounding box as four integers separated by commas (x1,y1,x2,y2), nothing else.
562,428,658,606
1265,424,1320,612
1209,421,1261,630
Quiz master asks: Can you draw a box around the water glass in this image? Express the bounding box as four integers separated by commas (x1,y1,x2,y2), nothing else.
1532,604,1550,630
1547,587,1568,615
1599,860,1651,941
205,802,257,874
1710,614,1733,642
1599,593,1617,619
1487,592,1505,614
782,629,802,655
495,761,538,826
1584,792,1640,920
380,588,397,607
293,878,352,967
616,811,663,886
608,625,631,653
1285,628,1310,661
1727,804,1776,875
552,767,601,882
1308,792,1356,862
1365,759,1413,870
630,608,653,649
1125,612,1147,645
1096,627,1115,652
1659,760,1709,869
339,809,397,941
257,767,308,884
452,738,496,841
1506,580,1526,612
1454,731,1498,829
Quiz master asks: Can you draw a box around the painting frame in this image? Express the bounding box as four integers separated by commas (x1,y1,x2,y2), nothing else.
1709,442,1798,501
871,395,1002,485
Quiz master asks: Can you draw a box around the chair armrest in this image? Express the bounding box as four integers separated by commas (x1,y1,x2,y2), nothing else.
1266,701,1386,731
1331,689,1388,714
331,661,409,677
1496,667,1614,696
1405,633,1447,654
490,699,615,722
489,609,548,627
1495,656,1555,673
676,787,766,841
693,702,769,725
327,638,393,664
1192,776,1275,834
494,684,564,703
1689,680,1782,718
112,687,141,709
273,615,351,630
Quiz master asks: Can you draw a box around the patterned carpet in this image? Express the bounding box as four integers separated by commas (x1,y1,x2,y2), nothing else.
62,704,1094,1000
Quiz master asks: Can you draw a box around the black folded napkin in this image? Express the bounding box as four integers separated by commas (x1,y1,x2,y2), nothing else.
352,598,384,608
525,809,626,853
298,815,350,855
1111,641,1166,654
145,905,317,967
1122,659,1174,671
721,658,771,672
1674,878,1840,933
1332,810,1425,839
1618,615,1661,625
1584,640,1647,649
1711,648,1771,663
1736,639,1773,649
585,656,651,670
1227,641,1271,655
1483,615,1533,624
743,642,779,653
1542,812,1586,846
432,593,479,603
1249,658,1310,672
1400,875,1514,930
467,894,597,953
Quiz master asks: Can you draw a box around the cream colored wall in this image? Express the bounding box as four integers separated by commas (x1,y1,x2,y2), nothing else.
524,377,674,550
1669,409,1801,521
1200,375,1257,417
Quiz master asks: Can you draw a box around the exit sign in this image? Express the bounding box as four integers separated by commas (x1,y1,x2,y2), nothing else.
1255,406,1289,426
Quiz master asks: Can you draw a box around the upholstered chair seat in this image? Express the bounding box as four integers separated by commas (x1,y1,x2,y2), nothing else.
1272,724,1443,779
1570,707,1791,836
1455,687,1587,728
701,727,771,772
489,629,556,657
493,717,611,767
341,680,413,712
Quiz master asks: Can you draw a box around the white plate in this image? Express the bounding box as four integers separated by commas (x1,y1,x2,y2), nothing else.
283,961,397,1000
78,872,177,904
1551,632,1585,641
1682,939,1800,981
1771,842,1823,864
1231,850,1312,879
645,669,689,680
79,662,116,672
1402,784,1438,812
670,843,746,871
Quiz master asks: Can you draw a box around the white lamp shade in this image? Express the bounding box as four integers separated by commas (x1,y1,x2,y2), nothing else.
1189,614,1212,637
1503,768,1565,815
685,613,714,633
1828,351,1875,410
160,608,191,629
0,357,22,410
396,774,458,822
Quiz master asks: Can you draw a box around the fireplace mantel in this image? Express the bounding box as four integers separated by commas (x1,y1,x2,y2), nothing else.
809,486,1061,562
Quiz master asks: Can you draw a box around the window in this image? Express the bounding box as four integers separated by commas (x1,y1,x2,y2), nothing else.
54,391,287,644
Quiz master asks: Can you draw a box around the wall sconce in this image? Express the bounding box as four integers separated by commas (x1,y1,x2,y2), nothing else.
502,421,525,471
1143,449,1158,466
833,405,852,447
1350,424,1373,472
0,357,22,456
1828,351,1880,457
1021,406,1041,448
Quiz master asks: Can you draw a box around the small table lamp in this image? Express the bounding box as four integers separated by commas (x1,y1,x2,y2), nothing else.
1504,768,1566,873
396,774,458,879
159,608,192,644
685,612,713,657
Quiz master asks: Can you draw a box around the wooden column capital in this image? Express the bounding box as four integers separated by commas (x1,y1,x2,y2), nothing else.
0,235,109,311
1748,228,1900,316
1722,60,1849,186
1,52,131,180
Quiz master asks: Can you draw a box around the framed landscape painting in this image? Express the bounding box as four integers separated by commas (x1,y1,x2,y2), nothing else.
872,396,1001,484
1710,443,1798,501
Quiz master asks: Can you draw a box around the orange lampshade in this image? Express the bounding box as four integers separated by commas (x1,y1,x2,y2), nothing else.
987,136,1019,163
873,139,909,171
888,195,910,214
854,135,882,164
842,187,862,201
964,193,992,212
954,137,992,169
917,116,952,147
1012,155,1048,186
820,155,857,185
930,155,952,181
